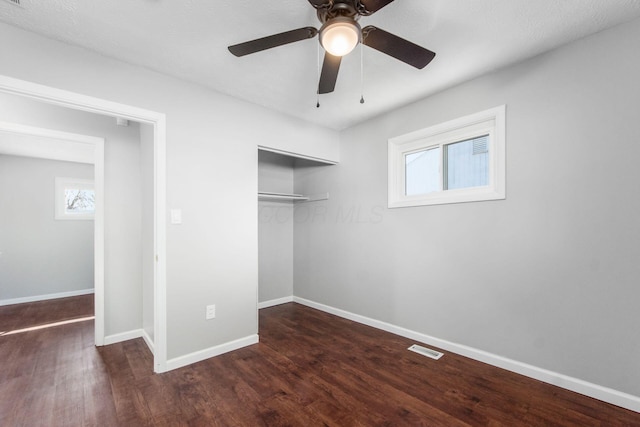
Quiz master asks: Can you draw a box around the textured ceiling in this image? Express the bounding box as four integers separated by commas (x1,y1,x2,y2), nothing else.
1,0,640,130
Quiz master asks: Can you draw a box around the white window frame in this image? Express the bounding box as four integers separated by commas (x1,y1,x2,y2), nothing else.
55,177,95,220
388,105,506,208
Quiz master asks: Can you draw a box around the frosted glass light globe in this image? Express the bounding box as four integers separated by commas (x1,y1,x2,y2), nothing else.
320,18,361,57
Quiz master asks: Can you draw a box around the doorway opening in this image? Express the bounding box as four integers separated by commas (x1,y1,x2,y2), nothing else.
0,75,168,372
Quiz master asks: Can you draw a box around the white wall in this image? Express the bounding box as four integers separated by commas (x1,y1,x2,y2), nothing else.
258,151,295,303
0,22,339,361
294,17,640,398
0,91,144,336
0,155,94,301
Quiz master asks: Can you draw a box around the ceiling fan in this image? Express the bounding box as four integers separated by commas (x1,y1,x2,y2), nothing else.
228,0,436,95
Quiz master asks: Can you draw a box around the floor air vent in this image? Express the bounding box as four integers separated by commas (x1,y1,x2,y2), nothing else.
408,344,444,360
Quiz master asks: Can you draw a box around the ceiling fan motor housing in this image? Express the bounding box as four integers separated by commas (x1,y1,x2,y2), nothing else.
316,0,360,24
314,0,380,21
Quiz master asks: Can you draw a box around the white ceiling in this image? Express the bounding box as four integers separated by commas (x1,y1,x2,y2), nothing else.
2,0,640,130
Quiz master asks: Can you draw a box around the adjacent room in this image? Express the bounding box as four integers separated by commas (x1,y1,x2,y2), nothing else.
1,0,639,425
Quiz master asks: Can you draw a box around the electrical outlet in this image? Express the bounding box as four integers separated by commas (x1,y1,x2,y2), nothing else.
205,304,216,320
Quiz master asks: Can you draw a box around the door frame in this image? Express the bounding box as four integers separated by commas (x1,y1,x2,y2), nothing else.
0,75,168,372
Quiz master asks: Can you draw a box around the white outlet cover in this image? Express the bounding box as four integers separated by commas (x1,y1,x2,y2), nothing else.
206,305,216,320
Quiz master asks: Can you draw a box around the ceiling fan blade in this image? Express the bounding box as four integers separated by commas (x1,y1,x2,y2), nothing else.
318,52,342,94
359,0,395,14
362,26,436,69
228,27,318,57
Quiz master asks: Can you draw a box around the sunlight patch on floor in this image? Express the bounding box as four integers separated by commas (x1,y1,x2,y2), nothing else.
0,316,94,336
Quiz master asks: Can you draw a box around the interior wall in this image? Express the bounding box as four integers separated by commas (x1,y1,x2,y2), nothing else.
258,151,294,303
0,155,94,302
0,22,340,360
294,17,640,396
0,91,144,337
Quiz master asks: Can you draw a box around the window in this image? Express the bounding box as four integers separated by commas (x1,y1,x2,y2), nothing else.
388,105,505,208
55,177,95,220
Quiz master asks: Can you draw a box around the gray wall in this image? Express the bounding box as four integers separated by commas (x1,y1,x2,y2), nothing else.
0,155,94,301
0,91,146,337
258,151,294,303
294,18,640,396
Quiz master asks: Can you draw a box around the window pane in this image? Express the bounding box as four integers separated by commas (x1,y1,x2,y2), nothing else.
65,188,95,214
405,147,440,195
444,135,489,190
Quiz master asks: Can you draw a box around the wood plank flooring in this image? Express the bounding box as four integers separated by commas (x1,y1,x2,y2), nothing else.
1,296,639,426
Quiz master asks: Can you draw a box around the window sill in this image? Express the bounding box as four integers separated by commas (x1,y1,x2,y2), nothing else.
389,186,505,208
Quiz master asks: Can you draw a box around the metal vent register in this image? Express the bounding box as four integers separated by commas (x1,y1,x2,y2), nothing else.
408,344,444,360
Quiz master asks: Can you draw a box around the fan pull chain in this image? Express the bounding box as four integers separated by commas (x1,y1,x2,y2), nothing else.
316,41,321,108
360,41,365,104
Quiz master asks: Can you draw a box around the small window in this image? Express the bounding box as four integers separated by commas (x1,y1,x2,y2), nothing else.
388,106,505,208
55,177,95,220
405,147,439,195
443,135,489,190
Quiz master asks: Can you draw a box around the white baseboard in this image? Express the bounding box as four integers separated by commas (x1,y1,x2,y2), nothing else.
142,329,155,355
258,296,294,309
293,296,640,413
0,288,94,306
99,327,155,361
103,328,155,356
103,329,144,346
165,334,259,372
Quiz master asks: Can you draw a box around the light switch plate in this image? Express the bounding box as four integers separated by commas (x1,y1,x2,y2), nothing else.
170,209,182,224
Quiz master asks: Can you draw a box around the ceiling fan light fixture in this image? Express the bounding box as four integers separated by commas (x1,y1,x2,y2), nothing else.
319,17,361,57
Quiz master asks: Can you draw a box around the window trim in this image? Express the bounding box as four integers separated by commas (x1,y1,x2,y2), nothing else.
55,177,95,220
388,105,506,208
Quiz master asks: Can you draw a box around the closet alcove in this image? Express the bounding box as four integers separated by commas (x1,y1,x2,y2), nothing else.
257,148,334,306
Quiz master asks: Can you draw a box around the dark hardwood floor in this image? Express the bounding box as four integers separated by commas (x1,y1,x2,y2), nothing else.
1,296,639,426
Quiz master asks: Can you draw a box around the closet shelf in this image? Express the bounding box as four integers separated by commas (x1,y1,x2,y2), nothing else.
258,192,309,201
258,192,329,203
